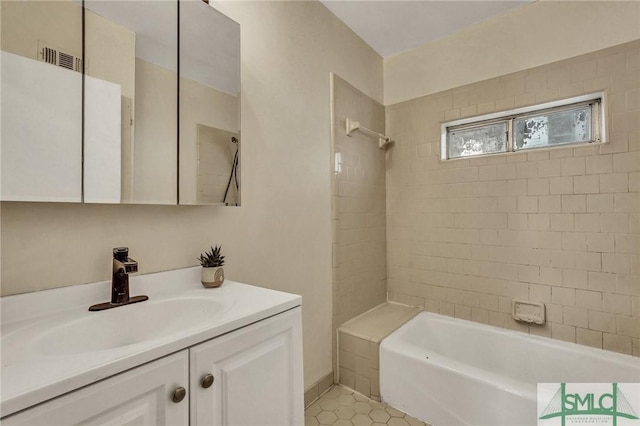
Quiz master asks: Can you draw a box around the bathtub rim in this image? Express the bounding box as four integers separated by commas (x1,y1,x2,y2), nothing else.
379,310,640,369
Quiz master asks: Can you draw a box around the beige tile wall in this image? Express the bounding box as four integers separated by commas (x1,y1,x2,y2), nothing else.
331,75,387,374
337,302,420,401
385,40,640,356
304,372,334,408
338,331,380,400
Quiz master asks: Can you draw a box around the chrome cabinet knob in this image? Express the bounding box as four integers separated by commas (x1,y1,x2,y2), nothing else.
172,387,186,403
201,374,214,389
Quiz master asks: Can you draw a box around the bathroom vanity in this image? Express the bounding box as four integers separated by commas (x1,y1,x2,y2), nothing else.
0,268,303,425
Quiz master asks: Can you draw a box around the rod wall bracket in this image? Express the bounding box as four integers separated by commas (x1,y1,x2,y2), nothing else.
345,117,392,149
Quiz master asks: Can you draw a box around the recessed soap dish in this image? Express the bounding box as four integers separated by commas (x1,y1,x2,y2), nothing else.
512,300,545,325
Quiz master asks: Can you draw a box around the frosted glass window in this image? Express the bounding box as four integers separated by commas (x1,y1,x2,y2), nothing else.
441,94,602,160
514,106,591,150
448,122,508,159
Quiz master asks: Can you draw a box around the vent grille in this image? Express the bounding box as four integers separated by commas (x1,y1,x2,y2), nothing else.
58,52,74,70
42,47,57,65
38,42,82,72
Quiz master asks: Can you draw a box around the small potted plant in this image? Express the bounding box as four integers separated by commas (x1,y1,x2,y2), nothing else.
198,245,225,288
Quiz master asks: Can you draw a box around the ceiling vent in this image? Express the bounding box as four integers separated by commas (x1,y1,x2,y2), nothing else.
38,41,82,73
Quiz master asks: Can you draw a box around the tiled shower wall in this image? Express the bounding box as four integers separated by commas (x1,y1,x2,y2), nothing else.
331,74,387,375
385,41,640,356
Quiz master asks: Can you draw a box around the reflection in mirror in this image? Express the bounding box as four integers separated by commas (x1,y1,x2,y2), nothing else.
179,0,240,206
196,125,240,205
83,0,178,204
1,0,83,202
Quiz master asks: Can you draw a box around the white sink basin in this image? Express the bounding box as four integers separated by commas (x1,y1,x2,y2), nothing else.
2,296,231,363
35,297,227,355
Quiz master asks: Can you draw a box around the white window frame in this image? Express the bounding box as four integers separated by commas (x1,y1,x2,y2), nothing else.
440,92,606,161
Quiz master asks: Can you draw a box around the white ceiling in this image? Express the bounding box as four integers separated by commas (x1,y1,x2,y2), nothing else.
320,0,531,58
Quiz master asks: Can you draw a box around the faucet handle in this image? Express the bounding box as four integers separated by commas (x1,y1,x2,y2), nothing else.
113,247,137,273
113,247,129,261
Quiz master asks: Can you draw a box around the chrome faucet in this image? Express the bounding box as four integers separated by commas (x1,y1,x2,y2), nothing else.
89,247,149,311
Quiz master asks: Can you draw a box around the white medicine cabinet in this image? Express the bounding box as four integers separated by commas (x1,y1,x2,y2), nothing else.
0,0,240,206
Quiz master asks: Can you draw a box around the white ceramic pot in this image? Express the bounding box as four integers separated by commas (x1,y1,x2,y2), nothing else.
201,266,224,288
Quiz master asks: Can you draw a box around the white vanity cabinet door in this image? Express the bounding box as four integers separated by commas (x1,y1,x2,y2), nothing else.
2,351,189,426
190,307,304,426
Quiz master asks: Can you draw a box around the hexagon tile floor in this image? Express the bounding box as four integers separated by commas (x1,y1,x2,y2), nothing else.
304,385,430,426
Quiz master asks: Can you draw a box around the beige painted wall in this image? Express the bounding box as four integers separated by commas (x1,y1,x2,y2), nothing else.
85,10,136,102
133,59,178,204
384,1,640,105
331,74,387,382
385,40,640,356
1,1,135,100
0,1,382,390
1,1,82,60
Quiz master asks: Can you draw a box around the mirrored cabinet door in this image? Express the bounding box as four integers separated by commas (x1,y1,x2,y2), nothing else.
179,0,240,206
83,0,178,204
1,0,83,202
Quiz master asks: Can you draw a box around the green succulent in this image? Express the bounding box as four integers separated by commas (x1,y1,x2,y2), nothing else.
198,245,225,268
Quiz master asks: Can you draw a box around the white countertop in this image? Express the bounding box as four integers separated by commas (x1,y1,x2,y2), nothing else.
0,267,302,418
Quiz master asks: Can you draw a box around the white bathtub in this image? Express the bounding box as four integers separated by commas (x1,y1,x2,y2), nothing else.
380,312,640,426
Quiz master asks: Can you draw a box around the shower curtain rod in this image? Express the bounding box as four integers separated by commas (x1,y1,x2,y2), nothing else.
345,117,392,149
